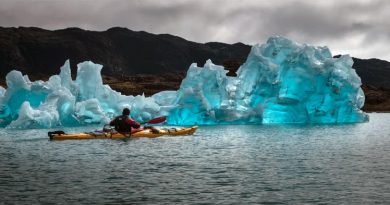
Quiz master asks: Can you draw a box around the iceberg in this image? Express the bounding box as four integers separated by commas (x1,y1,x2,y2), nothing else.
0,60,164,128
168,37,368,124
0,36,368,128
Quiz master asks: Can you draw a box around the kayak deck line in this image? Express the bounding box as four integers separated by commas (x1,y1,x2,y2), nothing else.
48,126,198,141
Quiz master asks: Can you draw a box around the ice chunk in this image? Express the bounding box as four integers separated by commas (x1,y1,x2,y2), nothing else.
129,94,161,122
167,60,262,125
152,91,177,106
60,60,73,89
0,86,5,98
151,91,177,117
9,102,60,129
75,61,104,101
74,99,108,124
6,70,30,90
2,71,49,119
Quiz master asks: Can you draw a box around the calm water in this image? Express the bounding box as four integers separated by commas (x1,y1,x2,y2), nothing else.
0,113,389,204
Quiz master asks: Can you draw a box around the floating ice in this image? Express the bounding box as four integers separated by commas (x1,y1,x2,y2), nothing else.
168,37,368,124
0,60,162,128
0,36,368,128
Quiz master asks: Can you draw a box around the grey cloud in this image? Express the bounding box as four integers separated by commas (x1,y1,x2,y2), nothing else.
0,0,389,60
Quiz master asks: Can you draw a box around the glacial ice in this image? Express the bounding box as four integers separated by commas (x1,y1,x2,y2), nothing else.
169,37,368,124
0,36,368,128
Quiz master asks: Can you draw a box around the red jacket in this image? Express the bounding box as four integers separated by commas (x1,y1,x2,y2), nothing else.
109,115,140,132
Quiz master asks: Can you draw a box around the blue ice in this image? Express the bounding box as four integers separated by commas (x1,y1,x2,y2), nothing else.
0,36,368,128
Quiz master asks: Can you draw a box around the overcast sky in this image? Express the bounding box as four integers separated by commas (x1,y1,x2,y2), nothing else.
1,0,389,60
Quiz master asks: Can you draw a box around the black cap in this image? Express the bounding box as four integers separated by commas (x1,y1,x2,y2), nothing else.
122,108,130,115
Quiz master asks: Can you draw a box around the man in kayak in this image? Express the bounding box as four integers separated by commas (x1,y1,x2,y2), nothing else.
109,108,141,133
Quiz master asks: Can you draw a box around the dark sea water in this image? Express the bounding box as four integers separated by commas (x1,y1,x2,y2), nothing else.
0,113,389,204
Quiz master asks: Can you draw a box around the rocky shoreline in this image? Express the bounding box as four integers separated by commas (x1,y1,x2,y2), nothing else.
362,85,390,112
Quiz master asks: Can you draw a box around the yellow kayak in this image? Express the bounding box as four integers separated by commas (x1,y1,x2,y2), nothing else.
48,126,198,141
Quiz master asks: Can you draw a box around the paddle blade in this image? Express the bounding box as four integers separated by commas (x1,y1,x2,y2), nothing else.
147,116,166,124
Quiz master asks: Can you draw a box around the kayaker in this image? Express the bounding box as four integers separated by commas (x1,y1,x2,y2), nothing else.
109,108,141,133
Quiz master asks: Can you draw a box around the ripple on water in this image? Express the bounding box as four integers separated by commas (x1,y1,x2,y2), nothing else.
0,113,389,204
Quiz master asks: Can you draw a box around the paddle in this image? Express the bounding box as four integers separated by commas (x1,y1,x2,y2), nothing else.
140,116,166,134
141,116,166,125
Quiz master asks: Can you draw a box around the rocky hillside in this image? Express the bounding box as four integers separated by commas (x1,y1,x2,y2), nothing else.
352,57,390,89
0,27,389,111
0,27,249,78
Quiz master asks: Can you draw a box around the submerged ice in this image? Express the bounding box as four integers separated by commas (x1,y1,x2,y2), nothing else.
0,36,368,128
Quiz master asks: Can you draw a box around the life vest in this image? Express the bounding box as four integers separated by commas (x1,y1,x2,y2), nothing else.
113,115,132,132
